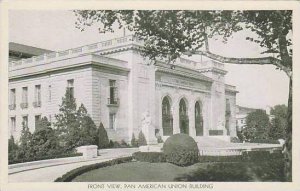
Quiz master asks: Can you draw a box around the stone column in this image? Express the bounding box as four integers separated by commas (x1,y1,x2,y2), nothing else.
189,98,196,138
172,95,180,134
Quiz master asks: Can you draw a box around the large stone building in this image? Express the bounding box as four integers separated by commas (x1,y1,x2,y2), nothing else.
8,35,238,144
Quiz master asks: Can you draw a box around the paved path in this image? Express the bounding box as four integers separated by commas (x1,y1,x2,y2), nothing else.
8,148,138,182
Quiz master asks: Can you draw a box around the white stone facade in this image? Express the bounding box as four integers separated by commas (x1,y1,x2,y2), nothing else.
8,35,238,143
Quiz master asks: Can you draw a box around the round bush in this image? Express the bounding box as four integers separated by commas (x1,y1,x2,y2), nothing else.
162,134,199,166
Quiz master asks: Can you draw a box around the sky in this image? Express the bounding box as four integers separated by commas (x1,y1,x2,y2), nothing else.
8,10,289,109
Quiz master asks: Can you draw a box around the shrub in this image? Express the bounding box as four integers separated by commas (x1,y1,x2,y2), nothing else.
8,136,19,162
132,152,166,163
198,155,243,163
163,134,199,166
157,135,164,143
9,152,82,165
31,117,63,157
230,137,242,143
97,123,110,149
242,150,283,162
54,156,133,182
131,133,139,147
138,131,147,146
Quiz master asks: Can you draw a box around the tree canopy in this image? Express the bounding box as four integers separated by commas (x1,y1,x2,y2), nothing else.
74,10,292,76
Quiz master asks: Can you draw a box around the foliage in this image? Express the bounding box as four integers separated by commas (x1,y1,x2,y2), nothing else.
55,89,98,151
132,152,166,163
96,123,110,149
198,155,243,163
236,130,245,142
249,139,280,144
9,152,82,165
268,104,287,140
163,134,199,166
243,109,271,141
230,137,242,143
54,156,133,182
17,123,34,159
131,133,138,147
138,131,147,146
8,136,19,163
31,117,63,157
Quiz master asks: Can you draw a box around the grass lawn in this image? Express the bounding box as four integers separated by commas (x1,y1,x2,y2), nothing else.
72,162,209,182
72,160,285,182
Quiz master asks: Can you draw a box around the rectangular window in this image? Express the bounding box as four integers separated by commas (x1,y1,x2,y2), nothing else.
109,113,116,129
22,87,28,104
35,115,41,130
10,89,16,105
67,79,74,99
11,117,16,132
22,115,28,127
109,80,118,104
35,85,41,106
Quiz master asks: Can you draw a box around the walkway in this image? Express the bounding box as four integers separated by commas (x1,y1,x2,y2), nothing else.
8,148,138,182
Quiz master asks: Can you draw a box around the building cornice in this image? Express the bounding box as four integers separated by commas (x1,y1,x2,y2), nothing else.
9,54,129,81
155,65,213,83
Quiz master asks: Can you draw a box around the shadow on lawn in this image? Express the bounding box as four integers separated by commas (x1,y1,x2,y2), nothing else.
174,160,285,182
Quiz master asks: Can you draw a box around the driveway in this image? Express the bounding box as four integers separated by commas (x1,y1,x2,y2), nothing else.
8,148,138,182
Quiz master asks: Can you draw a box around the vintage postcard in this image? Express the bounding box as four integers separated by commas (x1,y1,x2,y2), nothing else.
0,0,300,191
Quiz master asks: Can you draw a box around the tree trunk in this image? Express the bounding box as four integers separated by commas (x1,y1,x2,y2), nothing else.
284,76,292,181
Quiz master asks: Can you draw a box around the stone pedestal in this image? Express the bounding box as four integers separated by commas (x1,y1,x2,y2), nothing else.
76,145,98,159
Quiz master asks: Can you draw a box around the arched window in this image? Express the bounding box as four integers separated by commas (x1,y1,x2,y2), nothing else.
195,101,203,136
162,97,173,136
179,98,189,134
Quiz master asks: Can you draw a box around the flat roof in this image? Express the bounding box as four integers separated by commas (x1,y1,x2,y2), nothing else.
9,42,53,56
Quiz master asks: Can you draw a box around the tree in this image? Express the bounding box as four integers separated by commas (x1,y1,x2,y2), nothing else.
131,133,138,147
268,105,287,140
55,88,98,151
138,131,147,146
96,122,110,148
31,117,62,157
8,135,19,162
76,104,98,146
17,122,34,159
243,109,271,141
74,10,292,180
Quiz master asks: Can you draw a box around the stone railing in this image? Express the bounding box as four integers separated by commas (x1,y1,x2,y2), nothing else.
9,35,142,69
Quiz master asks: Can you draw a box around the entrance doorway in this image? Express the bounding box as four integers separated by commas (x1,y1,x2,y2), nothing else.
179,99,189,134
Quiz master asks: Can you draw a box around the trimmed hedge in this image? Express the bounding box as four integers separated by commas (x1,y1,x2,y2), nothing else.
199,155,244,163
242,150,283,162
9,152,83,165
132,152,166,163
249,139,280,144
163,134,199,166
54,156,133,182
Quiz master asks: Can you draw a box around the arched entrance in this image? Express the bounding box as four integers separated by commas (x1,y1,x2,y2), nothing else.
162,96,173,136
179,98,189,134
195,101,203,136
